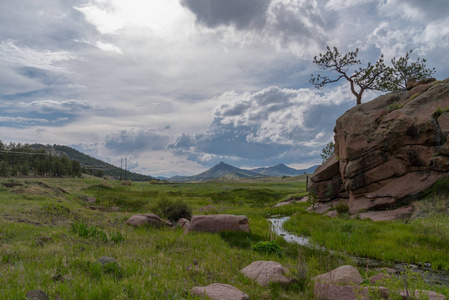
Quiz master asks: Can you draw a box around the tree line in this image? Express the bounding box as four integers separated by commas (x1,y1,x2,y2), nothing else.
0,141,103,178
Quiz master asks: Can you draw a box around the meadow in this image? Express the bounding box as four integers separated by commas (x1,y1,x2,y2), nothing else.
0,176,448,299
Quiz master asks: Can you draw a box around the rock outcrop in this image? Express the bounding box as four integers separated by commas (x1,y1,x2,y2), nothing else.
184,214,250,233
309,78,449,217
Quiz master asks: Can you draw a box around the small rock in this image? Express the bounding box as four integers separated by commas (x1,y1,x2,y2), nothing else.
190,283,249,300
185,214,249,234
86,197,96,204
177,218,190,229
424,263,432,268
312,265,363,285
25,290,48,300
126,214,162,227
369,273,390,285
314,282,367,300
96,256,119,266
326,210,338,218
110,206,120,211
240,261,294,286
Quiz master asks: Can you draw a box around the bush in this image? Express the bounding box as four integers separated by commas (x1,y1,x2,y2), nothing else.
153,191,192,222
335,202,349,215
252,240,284,256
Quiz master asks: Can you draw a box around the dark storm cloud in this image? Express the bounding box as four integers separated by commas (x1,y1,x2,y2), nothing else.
105,129,170,155
180,0,271,29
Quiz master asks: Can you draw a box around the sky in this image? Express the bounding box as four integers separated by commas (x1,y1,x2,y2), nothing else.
1,0,449,177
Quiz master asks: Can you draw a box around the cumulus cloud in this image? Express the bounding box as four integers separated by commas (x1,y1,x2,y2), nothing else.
169,85,354,167
105,129,171,155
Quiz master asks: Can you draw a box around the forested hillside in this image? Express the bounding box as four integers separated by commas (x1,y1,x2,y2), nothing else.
0,141,84,177
0,141,155,181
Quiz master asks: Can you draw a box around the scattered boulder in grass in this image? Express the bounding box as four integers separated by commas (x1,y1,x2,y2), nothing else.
86,197,96,204
240,261,294,286
190,283,249,300
314,282,369,300
185,214,249,234
312,265,363,285
369,273,390,285
25,290,48,300
110,206,120,212
177,218,190,229
95,256,119,266
126,214,163,227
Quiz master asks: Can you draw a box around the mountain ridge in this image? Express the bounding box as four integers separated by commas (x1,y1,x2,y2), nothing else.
168,161,318,182
249,163,319,177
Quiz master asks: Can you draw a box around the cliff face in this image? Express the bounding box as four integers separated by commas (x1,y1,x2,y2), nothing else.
309,78,449,215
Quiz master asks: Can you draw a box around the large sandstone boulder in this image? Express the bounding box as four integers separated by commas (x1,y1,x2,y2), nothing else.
125,214,162,227
185,214,249,233
309,79,449,215
190,283,249,300
312,265,363,285
240,261,294,286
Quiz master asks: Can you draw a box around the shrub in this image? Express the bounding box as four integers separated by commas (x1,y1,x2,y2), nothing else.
321,141,335,162
153,191,192,222
335,202,349,215
307,192,317,209
252,240,284,256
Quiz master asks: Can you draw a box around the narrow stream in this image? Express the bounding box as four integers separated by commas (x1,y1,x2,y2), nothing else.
268,216,449,286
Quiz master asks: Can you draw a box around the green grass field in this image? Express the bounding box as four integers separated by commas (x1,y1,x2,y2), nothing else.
0,176,448,299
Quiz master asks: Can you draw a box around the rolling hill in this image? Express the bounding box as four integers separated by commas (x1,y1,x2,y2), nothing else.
33,144,155,181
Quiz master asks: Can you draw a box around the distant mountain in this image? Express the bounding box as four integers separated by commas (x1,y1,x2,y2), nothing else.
168,162,265,182
250,164,319,177
32,144,155,181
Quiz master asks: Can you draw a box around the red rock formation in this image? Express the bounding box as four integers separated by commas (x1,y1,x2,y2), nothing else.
309,78,449,217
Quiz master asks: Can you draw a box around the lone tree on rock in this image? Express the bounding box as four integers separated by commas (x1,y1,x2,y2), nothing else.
310,47,436,105
378,49,436,91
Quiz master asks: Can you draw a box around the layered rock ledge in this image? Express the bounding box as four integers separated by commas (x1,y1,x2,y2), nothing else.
309,78,449,216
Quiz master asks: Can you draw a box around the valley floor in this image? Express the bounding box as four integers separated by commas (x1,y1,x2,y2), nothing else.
0,177,448,299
